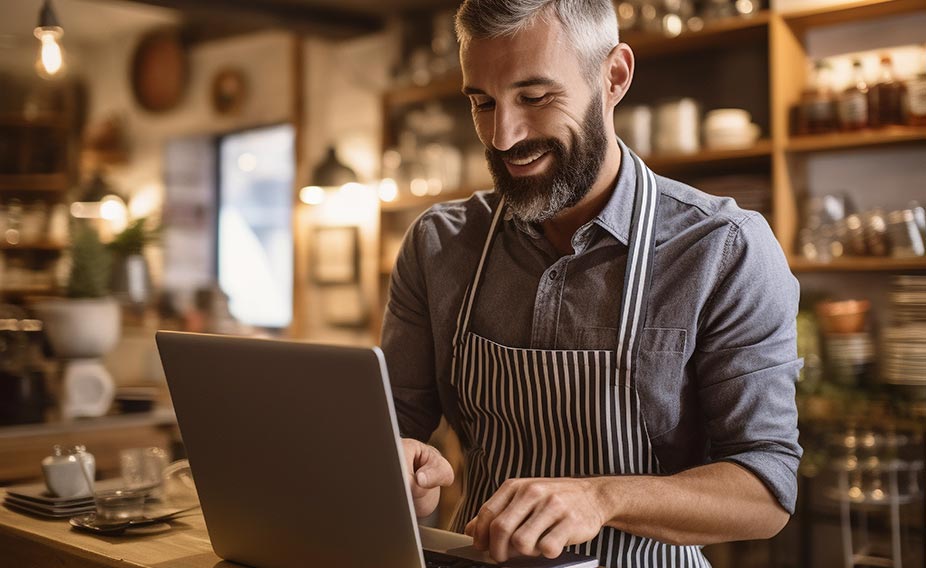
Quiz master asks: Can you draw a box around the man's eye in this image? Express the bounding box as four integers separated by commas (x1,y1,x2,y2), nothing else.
521,94,551,105
471,99,495,111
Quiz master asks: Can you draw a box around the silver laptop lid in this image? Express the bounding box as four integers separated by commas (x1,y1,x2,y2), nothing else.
156,331,424,568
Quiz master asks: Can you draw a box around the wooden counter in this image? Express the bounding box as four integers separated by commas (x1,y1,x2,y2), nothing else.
0,491,609,568
0,490,225,568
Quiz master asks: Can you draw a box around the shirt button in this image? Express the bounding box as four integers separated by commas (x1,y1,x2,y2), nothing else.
549,270,558,280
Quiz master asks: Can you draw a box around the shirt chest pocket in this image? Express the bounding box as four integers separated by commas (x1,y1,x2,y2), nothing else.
636,327,688,438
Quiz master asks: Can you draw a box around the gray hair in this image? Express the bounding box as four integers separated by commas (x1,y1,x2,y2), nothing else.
455,0,619,82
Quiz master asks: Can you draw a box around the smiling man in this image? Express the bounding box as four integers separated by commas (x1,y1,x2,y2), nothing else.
381,1,803,567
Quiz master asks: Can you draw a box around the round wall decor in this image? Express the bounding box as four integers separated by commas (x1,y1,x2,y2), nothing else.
131,30,188,113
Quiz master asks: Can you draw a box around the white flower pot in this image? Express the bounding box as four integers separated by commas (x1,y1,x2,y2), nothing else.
33,297,121,359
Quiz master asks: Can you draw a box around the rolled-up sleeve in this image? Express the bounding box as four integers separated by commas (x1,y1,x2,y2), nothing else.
381,216,443,443
693,213,803,514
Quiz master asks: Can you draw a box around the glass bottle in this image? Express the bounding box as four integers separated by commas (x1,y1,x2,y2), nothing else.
838,59,870,131
799,60,837,135
869,54,906,127
904,45,926,126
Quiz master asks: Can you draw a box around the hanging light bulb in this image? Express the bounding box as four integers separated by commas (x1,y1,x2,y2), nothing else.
34,0,65,79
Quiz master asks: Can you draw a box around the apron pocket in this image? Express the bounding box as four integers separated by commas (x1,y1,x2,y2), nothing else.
635,327,687,438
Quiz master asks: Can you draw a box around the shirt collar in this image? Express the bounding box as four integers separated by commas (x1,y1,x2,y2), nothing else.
504,137,638,246
592,138,636,246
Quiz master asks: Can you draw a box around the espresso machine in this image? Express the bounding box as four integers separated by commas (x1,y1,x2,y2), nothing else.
0,304,49,425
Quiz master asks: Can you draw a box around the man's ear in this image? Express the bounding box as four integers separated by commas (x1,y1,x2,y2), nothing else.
603,43,634,108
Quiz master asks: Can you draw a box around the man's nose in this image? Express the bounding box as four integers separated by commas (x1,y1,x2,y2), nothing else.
491,105,527,152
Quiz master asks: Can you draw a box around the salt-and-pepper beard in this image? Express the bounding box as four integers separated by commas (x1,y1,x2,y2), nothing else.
486,92,607,224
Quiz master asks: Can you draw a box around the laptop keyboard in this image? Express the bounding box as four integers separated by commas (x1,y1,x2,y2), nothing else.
424,550,493,568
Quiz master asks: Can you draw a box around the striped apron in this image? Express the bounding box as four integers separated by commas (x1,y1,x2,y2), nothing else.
448,153,710,567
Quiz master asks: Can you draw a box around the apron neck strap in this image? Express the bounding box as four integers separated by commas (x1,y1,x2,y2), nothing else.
615,152,659,371
453,195,507,347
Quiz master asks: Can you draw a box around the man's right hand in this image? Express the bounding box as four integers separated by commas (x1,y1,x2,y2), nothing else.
401,438,454,518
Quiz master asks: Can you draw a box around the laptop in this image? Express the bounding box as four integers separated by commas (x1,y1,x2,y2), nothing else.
156,331,599,568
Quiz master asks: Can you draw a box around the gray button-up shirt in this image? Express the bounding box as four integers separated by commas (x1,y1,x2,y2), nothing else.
382,141,803,514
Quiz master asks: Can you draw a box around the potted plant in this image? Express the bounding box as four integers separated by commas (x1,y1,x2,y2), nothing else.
32,223,120,418
108,217,159,308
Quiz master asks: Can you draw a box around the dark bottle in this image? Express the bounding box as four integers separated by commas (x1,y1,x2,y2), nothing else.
904,46,926,126
838,59,869,131
869,54,906,127
798,60,837,135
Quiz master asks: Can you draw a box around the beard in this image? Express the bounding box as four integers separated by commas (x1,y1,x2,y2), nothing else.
486,92,608,224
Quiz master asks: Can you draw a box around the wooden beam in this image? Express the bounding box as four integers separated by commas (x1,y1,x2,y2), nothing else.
115,0,383,39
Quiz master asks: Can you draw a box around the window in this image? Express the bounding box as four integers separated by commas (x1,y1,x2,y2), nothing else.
216,124,294,329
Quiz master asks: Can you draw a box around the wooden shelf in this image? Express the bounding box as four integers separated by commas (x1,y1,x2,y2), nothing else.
0,241,66,252
789,257,926,272
643,140,773,172
622,11,770,59
384,72,464,109
0,286,57,296
380,187,479,212
0,173,69,192
787,126,926,153
0,114,67,129
782,0,926,32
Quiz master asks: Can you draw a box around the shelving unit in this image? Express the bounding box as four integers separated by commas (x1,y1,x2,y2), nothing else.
622,10,771,59
771,0,926,266
0,109,74,302
372,0,926,339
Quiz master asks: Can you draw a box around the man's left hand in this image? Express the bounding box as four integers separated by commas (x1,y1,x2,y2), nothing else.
464,477,606,562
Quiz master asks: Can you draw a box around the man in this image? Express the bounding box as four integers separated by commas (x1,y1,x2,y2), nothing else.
382,1,802,566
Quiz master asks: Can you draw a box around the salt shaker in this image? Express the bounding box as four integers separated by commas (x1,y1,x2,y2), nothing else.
42,445,95,499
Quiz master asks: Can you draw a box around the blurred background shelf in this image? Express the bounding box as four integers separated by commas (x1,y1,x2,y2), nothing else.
644,139,773,172
622,10,771,58
0,286,57,296
379,186,479,212
781,0,926,31
0,114,68,129
787,126,926,153
383,72,464,108
0,241,66,251
790,257,926,272
0,173,69,192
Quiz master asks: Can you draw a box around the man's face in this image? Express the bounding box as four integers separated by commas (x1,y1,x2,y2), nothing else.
460,16,608,223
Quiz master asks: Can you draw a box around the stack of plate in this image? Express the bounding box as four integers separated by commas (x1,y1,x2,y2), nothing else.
825,333,876,387
883,276,926,391
882,324,926,388
890,276,926,324
3,482,95,518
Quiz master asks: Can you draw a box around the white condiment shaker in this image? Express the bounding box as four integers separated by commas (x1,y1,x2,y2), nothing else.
41,445,95,498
